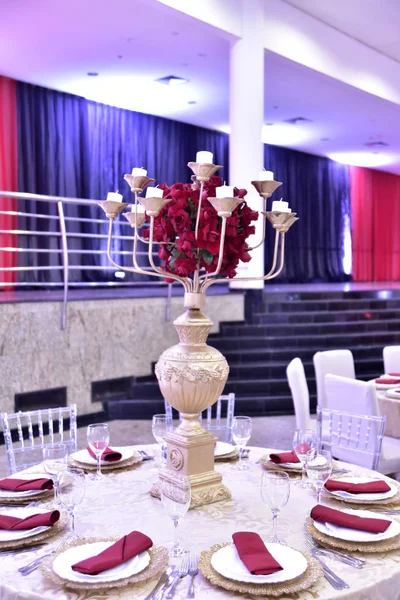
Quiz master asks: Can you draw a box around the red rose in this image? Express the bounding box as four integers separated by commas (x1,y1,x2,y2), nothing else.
158,246,171,262
174,256,198,277
170,208,191,232
176,231,196,258
233,187,247,199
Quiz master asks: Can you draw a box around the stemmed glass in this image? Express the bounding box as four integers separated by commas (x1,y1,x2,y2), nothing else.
292,429,316,488
306,449,332,504
231,416,252,470
261,471,290,544
87,423,110,480
43,443,68,505
160,476,191,557
152,415,169,468
57,467,86,541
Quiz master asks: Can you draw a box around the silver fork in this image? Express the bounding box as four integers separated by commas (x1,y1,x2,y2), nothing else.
139,450,155,461
166,555,189,599
187,553,199,598
305,537,350,589
304,532,365,568
18,537,66,575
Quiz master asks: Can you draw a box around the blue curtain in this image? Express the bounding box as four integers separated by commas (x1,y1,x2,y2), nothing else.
264,145,351,282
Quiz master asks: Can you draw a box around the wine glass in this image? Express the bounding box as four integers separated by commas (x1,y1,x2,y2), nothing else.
57,467,86,541
160,476,191,557
152,414,169,468
261,471,290,544
306,449,332,504
231,416,252,470
292,429,316,488
87,423,110,479
43,443,68,505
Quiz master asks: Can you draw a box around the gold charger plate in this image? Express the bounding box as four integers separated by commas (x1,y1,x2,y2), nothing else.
0,510,68,550
324,476,400,506
214,450,239,462
40,536,169,591
199,542,322,596
305,517,400,553
68,452,143,473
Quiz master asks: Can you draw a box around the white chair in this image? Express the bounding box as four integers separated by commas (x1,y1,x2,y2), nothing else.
383,346,400,374
313,350,356,408
164,393,235,442
286,358,315,431
324,374,400,475
317,407,385,471
1,405,77,474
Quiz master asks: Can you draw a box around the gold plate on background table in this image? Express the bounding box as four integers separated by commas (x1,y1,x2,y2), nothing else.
0,489,53,505
40,537,169,591
198,542,322,596
260,455,341,475
325,476,400,506
214,450,239,462
0,510,68,551
306,517,400,553
68,453,143,473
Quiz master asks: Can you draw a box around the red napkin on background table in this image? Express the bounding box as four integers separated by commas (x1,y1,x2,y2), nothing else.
87,446,122,462
232,532,283,575
71,531,153,575
311,505,391,534
0,510,60,530
325,479,391,494
269,451,300,464
376,378,400,385
0,477,53,492
389,373,400,377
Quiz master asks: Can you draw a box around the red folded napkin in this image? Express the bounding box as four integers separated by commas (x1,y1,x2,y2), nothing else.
0,477,53,492
325,479,391,494
0,510,60,530
389,373,400,377
87,446,122,462
376,378,400,385
269,451,300,464
311,505,391,534
72,531,153,575
232,532,283,575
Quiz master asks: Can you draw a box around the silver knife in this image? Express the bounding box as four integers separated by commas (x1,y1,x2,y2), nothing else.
143,567,174,600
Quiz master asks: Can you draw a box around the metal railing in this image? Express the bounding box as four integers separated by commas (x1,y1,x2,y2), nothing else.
0,191,173,328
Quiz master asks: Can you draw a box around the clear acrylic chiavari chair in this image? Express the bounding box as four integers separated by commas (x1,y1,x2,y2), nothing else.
1,405,77,474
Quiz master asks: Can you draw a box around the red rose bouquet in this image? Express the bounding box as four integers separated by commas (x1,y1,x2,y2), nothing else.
142,176,258,279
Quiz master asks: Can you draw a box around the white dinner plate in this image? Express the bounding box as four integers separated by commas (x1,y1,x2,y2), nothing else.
314,509,400,543
386,388,400,400
0,473,52,498
214,442,236,457
326,476,397,501
70,447,134,466
53,541,150,584
375,379,400,390
0,507,51,541
211,542,307,584
276,461,302,470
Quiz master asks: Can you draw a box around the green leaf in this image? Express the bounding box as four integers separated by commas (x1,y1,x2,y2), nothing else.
201,250,215,265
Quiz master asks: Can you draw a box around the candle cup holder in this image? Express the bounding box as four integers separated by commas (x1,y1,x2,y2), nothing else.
139,196,171,217
123,174,155,194
98,200,129,220
124,211,146,229
187,162,222,182
207,196,242,217
251,180,283,199
264,211,299,232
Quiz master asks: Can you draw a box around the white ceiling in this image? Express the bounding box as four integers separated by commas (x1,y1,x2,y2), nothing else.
1,0,400,173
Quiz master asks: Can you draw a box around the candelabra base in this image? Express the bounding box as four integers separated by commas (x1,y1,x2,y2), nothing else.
151,429,231,509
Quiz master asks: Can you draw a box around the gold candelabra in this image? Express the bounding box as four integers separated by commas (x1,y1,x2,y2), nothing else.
99,159,298,508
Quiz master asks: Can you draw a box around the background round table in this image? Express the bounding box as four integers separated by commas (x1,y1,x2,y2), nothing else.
2,445,400,600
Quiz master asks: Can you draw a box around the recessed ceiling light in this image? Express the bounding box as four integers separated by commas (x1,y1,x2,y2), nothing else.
198,53,207,58
320,137,330,142
188,100,197,105
328,151,393,168
155,75,189,86
284,116,312,125
364,140,389,148
181,62,188,67
266,122,274,126
87,72,99,77
171,31,179,36
117,55,123,59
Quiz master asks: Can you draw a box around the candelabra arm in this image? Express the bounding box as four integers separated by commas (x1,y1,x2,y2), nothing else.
264,228,280,278
106,219,143,275
194,181,204,240
199,217,227,292
265,232,286,280
247,200,267,252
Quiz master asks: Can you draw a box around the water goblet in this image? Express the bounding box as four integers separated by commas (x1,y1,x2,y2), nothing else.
261,471,290,544
292,428,316,488
43,443,68,505
57,467,86,541
87,423,110,480
152,414,169,468
231,416,252,470
160,476,191,557
306,449,332,504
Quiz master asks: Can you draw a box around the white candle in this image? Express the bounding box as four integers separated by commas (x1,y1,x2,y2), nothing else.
196,151,213,164
131,167,147,176
106,192,123,203
145,186,164,198
272,200,290,213
259,170,274,181
216,185,234,198
131,203,146,213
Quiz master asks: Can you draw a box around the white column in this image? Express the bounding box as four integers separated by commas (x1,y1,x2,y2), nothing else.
229,0,265,289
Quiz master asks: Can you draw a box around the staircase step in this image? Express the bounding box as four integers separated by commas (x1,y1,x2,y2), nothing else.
223,344,386,364
261,290,400,301
260,298,400,313
253,308,400,325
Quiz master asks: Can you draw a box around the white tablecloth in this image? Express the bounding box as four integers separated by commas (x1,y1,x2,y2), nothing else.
2,445,400,600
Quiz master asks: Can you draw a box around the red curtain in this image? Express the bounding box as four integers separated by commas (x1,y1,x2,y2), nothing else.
351,166,400,281
0,76,18,288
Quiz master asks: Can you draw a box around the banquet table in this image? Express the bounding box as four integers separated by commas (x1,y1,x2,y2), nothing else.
2,445,400,600
377,390,400,439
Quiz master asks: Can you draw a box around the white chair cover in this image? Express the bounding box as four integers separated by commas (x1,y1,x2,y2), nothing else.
286,358,314,431
383,346,400,374
313,349,355,408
